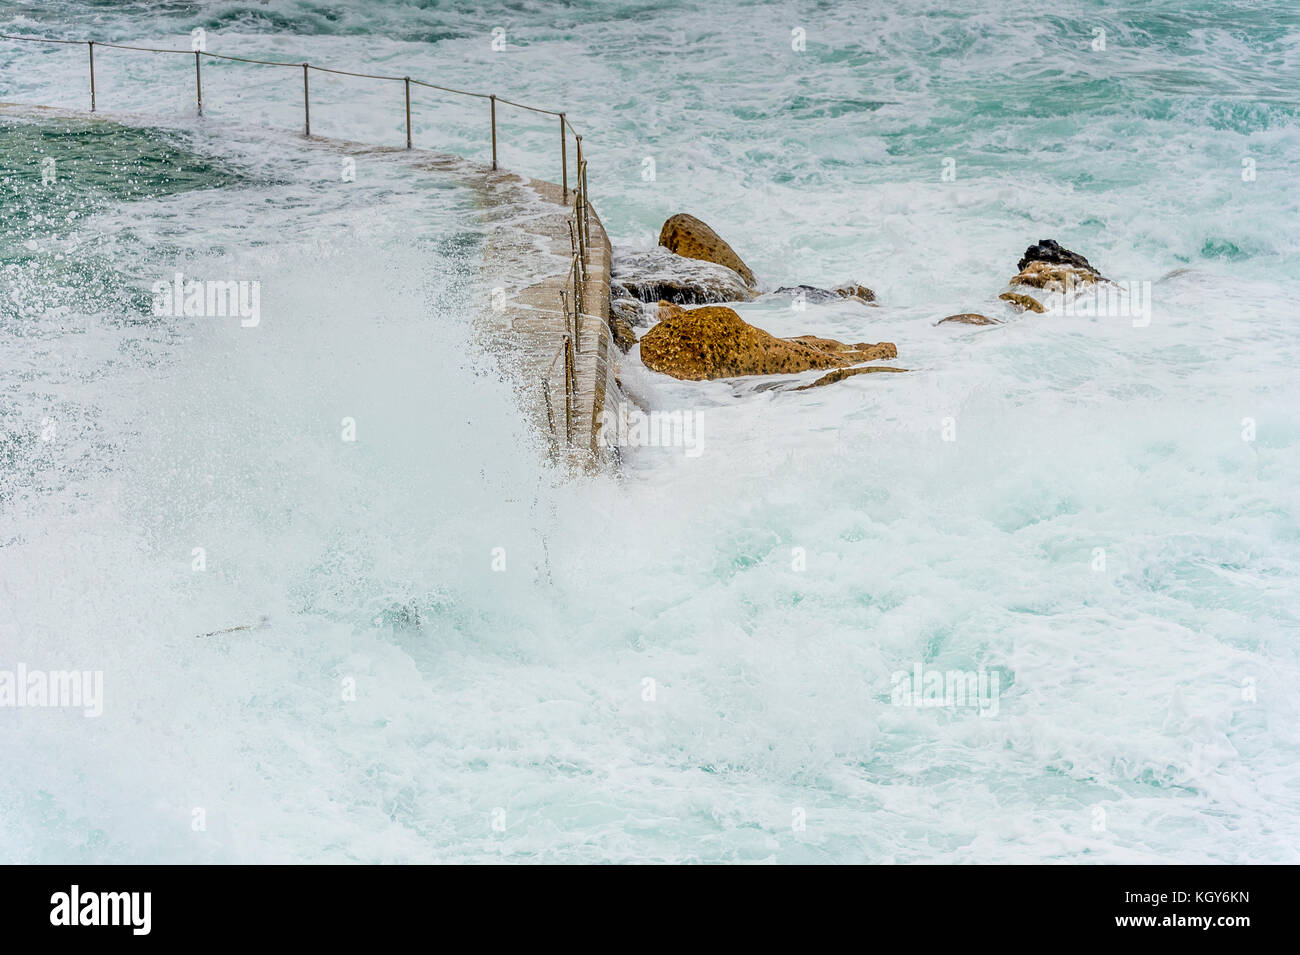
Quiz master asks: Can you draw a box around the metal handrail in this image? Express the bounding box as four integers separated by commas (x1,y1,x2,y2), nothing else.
2,30,597,455
0,31,581,170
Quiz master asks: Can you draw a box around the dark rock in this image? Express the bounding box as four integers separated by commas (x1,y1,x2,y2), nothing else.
611,296,655,328
611,247,755,305
774,284,841,304
772,283,876,305
609,314,638,352
1017,239,1101,276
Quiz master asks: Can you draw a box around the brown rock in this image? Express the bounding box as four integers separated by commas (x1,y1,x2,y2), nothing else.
657,300,688,322
658,213,756,288
999,292,1046,313
1010,261,1101,292
795,366,909,390
938,313,1000,325
640,304,897,381
834,283,876,303
784,334,888,359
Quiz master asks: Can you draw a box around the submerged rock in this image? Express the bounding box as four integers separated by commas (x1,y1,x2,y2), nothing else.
608,298,646,352
659,213,757,288
609,314,639,352
795,366,908,390
611,296,661,335
775,284,840,303
1010,261,1103,292
999,292,1046,313
834,282,876,302
772,282,877,305
937,313,1000,325
639,302,897,381
999,241,1107,314
611,296,646,326
611,247,755,305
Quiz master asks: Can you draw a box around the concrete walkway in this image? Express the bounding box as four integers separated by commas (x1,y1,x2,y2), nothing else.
1,101,620,472
477,170,618,470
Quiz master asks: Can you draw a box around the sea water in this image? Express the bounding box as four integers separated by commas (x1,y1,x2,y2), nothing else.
0,0,1297,863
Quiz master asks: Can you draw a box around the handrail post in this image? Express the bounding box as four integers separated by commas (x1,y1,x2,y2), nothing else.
195,51,203,116
582,162,591,248
541,375,556,442
559,112,567,201
302,63,310,137
578,205,586,264
568,329,577,401
567,250,582,333
571,261,579,341
575,254,584,326
571,215,585,276
489,94,498,171
566,220,582,314
88,41,95,112
563,334,573,446
404,77,411,149
575,135,585,261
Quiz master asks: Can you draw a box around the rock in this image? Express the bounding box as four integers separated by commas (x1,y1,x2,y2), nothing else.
1004,242,1106,311
611,296,654,328
999,292,1046,313
609,314,638,352
640,303,897,381
834,282,876,303
1010,261,1102,292
774,284,841,304
784,334,887,357
773,283,877,305
795,365,908,390
658,213,756,288
937,313,1000,325
1016,239,1101,276
611,247,755,305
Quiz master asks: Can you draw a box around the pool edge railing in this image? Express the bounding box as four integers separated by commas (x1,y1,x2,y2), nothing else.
0,31,583,198
3,30,609,460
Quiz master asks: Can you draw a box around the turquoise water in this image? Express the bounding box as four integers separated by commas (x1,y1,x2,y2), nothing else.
1,1,1298,862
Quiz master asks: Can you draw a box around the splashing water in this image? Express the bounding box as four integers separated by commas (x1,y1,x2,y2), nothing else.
1,0,1298,863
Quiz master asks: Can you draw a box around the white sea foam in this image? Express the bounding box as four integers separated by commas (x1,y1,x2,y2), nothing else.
1,0,1297,863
